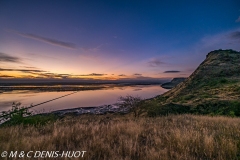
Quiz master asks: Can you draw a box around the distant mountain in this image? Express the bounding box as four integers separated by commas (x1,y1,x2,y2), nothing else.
161,78,186,89
148,49,240,116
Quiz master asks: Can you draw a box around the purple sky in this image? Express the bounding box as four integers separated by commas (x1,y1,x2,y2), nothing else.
0,0,240,81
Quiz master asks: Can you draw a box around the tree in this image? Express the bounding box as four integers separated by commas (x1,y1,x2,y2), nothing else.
117,95,142,117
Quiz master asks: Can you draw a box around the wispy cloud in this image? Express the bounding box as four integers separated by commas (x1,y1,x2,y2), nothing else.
164,70,181,73
175,28,240,72
0,68,68,79
132,76,158,80
0,52,21,63
118,74,126,76
0,75,15,78
133,73,142,76
229,31,240,39
236,16,240,22
81,44,105,53
79,73,106,76
147,58,164,67
8,30,76,49
19,66,40,69
90,73,106,76
198,28,240,52
0,68,45,73
0,67,108,79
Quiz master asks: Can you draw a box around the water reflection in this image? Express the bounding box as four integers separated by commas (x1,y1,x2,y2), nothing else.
0,85,168,113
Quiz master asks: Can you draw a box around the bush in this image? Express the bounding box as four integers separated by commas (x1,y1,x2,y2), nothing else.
147,103,191,117
117,95,142,117
0,102,32,125
190,101,240,116
145,99,240,117
183,95,195,100
0,102,58,126
220,78,228,83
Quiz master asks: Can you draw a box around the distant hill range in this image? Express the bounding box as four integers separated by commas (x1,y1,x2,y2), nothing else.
148,49,240,116
161,78,186,89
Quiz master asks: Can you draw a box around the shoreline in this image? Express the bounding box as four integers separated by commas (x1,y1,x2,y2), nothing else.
47,94,164,116
50,104,129,116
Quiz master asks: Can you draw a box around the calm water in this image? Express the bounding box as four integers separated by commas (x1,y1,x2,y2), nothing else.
0,85,168,113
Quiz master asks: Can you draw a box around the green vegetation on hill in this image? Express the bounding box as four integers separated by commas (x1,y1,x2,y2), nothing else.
144,49,240,117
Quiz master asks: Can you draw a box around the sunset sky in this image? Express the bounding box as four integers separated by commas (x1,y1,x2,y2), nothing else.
0,0,240,82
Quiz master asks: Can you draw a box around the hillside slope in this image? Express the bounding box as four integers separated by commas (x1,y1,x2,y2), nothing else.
148,49,240,116
164,49,240,104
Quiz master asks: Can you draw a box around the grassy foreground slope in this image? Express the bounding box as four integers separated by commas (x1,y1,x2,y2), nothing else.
1,114,240,160
148,49,240,116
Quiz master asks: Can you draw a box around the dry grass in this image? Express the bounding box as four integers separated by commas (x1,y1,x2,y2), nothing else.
1,114,240,160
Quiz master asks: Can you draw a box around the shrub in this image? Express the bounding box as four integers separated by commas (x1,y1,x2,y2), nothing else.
0,102,32,125
147,103,191,117
190,101,240,116
117,95,142,117
0,102,58,126
220,78,228,83
183,94,195,100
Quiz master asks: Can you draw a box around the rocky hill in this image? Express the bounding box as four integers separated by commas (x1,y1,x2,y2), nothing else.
147,49,240,116
161,78,186,89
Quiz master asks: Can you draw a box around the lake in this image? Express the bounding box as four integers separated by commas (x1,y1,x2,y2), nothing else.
0,85,168,113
